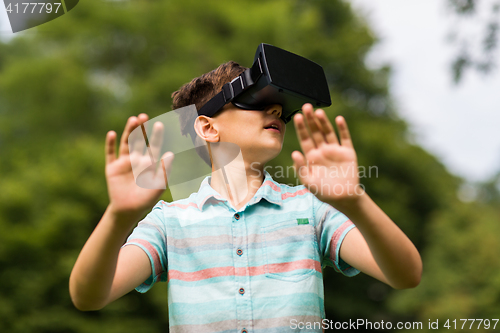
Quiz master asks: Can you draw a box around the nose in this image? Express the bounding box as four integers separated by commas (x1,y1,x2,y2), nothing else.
266,104,282,119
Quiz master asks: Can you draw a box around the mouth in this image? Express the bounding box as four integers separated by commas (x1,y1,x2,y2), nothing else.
264,120,282,134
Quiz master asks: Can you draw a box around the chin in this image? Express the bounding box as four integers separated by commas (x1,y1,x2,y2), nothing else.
262,143,283,160
244,143,282,165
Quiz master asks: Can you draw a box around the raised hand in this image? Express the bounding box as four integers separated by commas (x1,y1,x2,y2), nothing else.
105,113,173,219
292,104,362,208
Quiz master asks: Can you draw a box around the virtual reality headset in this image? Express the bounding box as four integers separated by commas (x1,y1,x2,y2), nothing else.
197,43,331,123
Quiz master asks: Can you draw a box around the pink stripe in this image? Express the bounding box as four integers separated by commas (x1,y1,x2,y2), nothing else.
168,266,234,282
241,265,266,276
164,202,198,210
168,259,320,282
330,220,354,262
281,188,309,200
262,180,280,192
129,238,163,278
266,259,321,275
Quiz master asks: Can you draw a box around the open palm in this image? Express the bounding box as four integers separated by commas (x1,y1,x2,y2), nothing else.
105,114,173,217
292,104,361,207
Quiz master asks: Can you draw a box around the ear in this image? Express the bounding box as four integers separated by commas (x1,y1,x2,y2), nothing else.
194,116,219,143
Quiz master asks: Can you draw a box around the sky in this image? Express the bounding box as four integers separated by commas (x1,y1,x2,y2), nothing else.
350,0,500,183
1,1,499,183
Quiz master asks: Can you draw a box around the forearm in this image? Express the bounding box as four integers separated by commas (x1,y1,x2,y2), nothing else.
69,205,142,310
333,193,422,289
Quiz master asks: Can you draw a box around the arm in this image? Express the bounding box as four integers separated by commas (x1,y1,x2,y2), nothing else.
69,115,172,310
69,207,151,310
337,194,422,289
292,103,422,289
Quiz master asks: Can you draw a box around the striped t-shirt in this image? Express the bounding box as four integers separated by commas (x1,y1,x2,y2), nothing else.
124,171,359,332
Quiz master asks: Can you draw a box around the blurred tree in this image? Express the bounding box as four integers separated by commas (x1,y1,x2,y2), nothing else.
0,137,169,332
0,0,496,332
477,171,500,204
391,170,500,332
445,0,500,82
389,200,500,332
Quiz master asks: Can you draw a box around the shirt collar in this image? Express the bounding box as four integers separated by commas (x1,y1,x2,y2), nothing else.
195,176,227,210
249,170,282,207
195,170,282,211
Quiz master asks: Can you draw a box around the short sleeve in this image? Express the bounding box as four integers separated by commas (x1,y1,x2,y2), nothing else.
122,201,168,293
313,196,360,277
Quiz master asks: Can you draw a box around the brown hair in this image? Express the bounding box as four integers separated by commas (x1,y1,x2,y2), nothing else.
172,61,248,166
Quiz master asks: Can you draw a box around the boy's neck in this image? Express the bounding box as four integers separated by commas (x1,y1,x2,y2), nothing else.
209,156,266,211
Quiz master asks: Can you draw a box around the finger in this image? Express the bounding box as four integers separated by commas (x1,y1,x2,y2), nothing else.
130,129,146,155
291,150,307,182
137,113,149,125
149,121,164,162
293,113,316,155
129,121,146,156
119,116,139,156
105,131,117,165
316,109,339,145
158,151,175,187
303,104,326,147
336,116,354,148
129,114,149,154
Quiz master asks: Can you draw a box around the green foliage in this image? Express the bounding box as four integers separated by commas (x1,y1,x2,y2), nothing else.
389,201,500,332
0,137,169,332
0,0,498,332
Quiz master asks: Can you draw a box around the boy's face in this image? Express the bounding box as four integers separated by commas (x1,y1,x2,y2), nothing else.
203,103,286,166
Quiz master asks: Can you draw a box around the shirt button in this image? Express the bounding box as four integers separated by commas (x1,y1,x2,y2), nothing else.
234,213,240,220
239,287,245,295
236,248,243,256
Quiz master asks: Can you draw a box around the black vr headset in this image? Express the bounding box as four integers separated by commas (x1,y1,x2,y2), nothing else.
197,43,332,123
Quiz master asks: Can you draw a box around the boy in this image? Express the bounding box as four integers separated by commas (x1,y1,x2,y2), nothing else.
69,61,422,332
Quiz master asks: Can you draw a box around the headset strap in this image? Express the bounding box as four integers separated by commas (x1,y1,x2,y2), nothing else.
197,58,263,117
